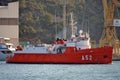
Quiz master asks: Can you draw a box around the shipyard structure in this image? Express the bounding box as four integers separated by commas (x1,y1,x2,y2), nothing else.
0,0,19,47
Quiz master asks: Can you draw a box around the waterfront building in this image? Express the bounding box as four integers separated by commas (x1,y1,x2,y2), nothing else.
0,0,19,47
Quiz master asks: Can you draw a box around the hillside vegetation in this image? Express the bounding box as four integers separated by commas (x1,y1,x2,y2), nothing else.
19,0,120,44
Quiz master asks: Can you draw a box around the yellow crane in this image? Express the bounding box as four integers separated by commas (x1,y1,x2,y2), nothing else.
100,0,120,55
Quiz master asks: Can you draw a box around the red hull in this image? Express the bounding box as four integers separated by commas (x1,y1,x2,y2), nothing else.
6,47,113,64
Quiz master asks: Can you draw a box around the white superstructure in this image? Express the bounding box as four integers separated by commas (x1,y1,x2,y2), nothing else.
67,30,91,50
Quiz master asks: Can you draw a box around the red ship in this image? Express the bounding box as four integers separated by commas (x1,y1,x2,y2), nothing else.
6,30,113,64
6,47,113,64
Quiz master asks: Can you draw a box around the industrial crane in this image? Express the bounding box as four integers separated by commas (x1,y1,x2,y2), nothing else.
100,0,120,55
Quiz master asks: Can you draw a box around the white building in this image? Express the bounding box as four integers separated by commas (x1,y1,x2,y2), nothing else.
0,1,19,47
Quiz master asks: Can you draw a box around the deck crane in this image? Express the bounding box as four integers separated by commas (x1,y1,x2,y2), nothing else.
100,0,120,55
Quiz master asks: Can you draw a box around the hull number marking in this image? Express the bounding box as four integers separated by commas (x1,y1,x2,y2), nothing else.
82,55,92,61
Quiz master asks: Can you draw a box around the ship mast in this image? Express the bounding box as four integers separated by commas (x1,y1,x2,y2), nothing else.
70,12,74,38
63,0,67,39
70,12,77,38
54,9,57,39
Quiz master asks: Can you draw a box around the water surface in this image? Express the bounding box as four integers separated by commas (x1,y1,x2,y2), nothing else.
0,61,120,80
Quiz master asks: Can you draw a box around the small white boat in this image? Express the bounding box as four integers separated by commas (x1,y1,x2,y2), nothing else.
0,37,15,61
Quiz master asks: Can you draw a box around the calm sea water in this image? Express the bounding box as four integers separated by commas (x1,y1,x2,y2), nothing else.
0,61,120,80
